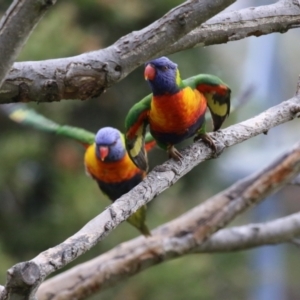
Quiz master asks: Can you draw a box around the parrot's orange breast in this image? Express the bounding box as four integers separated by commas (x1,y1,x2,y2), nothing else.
149,87,207,134
84,144,144,183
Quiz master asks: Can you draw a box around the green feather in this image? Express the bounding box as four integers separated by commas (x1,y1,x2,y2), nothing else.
56,125,95,145
125,95,152,171
189,74,231,131
125,94,151,131
3,103,95,145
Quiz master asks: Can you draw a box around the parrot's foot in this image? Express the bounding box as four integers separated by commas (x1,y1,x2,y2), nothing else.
167,145,183,161
194,133,216,152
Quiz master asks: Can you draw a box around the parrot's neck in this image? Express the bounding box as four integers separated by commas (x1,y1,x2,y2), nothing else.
149,81,179,96
149,69,183,96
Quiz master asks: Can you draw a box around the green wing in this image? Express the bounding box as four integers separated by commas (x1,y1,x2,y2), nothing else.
1,104,95,145
125,95,151,172
184,74,231,131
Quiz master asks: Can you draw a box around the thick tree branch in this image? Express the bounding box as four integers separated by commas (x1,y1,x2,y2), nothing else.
163,0,300,56
0,0,235,104
1,0,300,103
1,84,300,300
37,212,300,300
0,0,57,88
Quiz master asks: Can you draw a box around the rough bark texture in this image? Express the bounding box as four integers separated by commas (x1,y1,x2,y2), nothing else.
0,0,235,104
1,0,300,104
163,0,300,56
0,263,40,300
37,212,300,300
0,0,57,88
1,89,300,300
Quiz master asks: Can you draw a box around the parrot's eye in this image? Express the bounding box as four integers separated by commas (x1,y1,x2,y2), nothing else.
161,66,169,71
111,140,117,146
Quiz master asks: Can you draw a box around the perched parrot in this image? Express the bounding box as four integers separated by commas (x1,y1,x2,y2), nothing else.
125,56,231,171
2,104,155,236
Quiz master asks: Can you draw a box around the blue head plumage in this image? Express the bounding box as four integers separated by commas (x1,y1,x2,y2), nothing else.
144,57,179,96
95,127,126,162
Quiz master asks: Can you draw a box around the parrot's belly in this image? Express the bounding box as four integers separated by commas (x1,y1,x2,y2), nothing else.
149,88,206,145
150,113,205,145
96,172,144,201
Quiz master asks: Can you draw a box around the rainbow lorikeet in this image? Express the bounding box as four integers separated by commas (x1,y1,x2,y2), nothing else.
125,56,231,171
2,104,155,236
83,127,154,236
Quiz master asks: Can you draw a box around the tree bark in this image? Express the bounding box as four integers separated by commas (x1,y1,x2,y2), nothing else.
0,0,235,104
1,1,299,103
0,0,57,88
1,0,300,104
163,0,300,56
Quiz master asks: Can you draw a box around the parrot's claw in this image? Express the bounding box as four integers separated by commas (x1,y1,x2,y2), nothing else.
194,133,217,152
167,145,183,161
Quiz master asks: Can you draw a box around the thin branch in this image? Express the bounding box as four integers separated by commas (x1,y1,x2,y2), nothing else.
1,84,300,300
36,212,300,300
198,212,300,252
0,0,57,88
1,0,300,103
0,0,235,104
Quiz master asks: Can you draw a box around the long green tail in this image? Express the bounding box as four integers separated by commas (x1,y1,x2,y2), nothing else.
1,104,95,145
127,205,151,236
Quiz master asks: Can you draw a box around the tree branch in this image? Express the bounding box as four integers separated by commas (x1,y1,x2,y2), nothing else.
1,0,300,103
36,211,300,300
0,0,235,104
1,82,300,300
198,212,300,252
0,0,57,88
163,0,300,56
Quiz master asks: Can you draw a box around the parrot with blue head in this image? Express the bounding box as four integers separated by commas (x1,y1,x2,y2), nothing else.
84,126,153,236
2,104,155,236
125,56,231,171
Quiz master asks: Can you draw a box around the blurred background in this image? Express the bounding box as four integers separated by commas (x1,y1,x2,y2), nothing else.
0,0,300,299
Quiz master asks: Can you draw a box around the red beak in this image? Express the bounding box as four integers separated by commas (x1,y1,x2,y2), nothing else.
144,64,156,80
99,146,109,161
